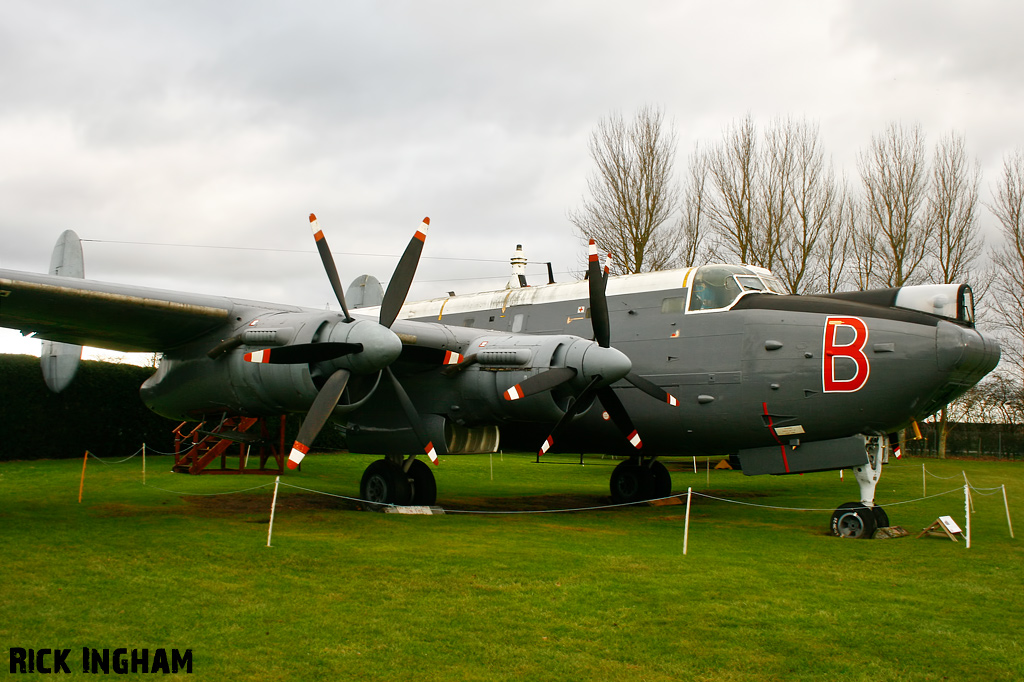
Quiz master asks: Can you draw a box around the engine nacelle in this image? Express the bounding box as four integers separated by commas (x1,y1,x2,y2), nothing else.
444,333,629,426
140,311,400,420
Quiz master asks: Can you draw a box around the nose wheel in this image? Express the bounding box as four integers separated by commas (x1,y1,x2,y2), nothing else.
830,502,878,538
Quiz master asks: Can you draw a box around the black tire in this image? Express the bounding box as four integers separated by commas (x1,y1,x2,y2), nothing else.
610,459,653,504
648,460,672,500
360,460,411,507
407,459,437,506
830,502,878,539
872,505,889,529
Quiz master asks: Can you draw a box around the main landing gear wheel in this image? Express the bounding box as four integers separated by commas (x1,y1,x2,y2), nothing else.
610,458,671,504
360,460,411,507
648,460,671,500
407,459,437,506
830,502,878,539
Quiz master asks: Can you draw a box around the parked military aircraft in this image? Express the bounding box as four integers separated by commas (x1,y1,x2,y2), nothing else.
0,217,1000,537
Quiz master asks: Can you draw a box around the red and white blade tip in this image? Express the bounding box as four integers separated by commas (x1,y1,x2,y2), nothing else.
443,350,463,365
287,441,310,469
414,217,430,242
504,384,524,401
244,349,271,364
538,435,553,457
588,239,598,261
425,442,438,465
627,430,642,449
666,393,679,407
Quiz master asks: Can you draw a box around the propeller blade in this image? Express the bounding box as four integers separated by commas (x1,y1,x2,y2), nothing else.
385,367,438,464
536,376,601,457
597,386,643,450
503,367,577,401
287,368,351,469
588,239,610,348
379,217,430,329
244,342,363,365
394,345,466,368
309,213,354,323
625,372,680,407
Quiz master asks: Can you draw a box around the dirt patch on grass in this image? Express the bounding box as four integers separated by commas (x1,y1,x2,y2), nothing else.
95,488,777,519
185,493,360,516
441,493,629,512
93,493,362,519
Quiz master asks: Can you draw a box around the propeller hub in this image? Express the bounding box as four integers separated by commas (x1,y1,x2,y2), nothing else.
333,318,403,374
578,343,632,385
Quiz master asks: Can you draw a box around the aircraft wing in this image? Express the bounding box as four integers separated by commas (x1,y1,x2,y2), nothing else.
0,269,245,352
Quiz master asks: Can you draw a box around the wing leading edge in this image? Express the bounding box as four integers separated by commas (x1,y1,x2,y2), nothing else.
0,270,235,352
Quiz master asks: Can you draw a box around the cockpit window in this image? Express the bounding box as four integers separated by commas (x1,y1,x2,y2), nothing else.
761,276,785,293
736,275,765,292
687,264,781,312
688,265,744,312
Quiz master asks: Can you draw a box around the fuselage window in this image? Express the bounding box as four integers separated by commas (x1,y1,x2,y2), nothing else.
661,296,686,314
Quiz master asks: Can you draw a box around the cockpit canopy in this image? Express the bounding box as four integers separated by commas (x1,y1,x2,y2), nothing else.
688,265,783,312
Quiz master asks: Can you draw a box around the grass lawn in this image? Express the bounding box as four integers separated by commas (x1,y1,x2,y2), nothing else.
1,451,1021,681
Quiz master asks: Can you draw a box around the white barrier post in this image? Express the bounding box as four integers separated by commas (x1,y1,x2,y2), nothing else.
267,476,281,548
142,444,146,485
964,483,971,549
692,456,697,473
963,472,975,513
922,463,926,497
683,487,692,556
1003,485,1014,539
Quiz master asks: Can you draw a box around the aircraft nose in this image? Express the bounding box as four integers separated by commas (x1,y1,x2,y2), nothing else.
936,321,1001,383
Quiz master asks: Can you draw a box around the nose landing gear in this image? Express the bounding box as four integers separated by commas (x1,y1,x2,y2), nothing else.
830,435,889,539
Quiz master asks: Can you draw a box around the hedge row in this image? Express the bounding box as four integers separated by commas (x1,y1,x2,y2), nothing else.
0,354,349,461
0,354,177,460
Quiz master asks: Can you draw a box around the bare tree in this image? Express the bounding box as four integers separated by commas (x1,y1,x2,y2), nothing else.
698,115,844,293
929,132,983,284
756,117,796,273
924,132,983,458
988,148,1024,378
776,119,842,293
569,106,680,274
814,181,855,294
676,144,712,266
856,122,931,287
704,113,759,266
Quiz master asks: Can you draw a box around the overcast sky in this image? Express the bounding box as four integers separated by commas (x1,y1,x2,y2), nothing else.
2,1,1023,359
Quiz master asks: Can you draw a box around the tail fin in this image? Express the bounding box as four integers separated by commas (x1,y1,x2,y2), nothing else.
41,230,84,393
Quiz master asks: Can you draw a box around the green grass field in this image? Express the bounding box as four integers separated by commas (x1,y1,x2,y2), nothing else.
1,451,1021,681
